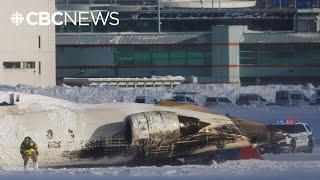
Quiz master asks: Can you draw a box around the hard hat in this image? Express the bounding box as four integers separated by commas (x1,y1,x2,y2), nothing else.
24,136,32,140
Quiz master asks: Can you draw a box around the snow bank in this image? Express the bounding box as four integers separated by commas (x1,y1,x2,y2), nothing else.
0,83,317,104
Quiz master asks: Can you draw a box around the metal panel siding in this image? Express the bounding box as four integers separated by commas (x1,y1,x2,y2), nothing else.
56,32,211,45
240,44,320,65
240,66,320,77
57,69,116,78
212,26,229,43
244,33,320,43
57,32,320,46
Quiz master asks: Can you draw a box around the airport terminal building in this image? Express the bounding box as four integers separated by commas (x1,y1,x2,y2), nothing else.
57,26,320,85
55,0,320,85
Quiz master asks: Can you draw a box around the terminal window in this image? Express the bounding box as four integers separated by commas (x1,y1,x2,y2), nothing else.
115,46,211,66
22,62,36,69
3,62,21,69
3,61,35,69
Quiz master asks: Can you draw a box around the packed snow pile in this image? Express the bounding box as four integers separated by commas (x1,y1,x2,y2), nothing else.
0,92,84,170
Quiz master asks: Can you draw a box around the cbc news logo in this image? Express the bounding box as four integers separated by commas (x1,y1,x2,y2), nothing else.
11,12,24,25
10,11,119,26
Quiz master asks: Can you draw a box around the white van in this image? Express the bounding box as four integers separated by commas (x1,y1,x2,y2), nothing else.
275,90,309,106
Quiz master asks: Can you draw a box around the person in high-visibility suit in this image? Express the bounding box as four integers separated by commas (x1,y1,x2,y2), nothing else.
20,137,39,170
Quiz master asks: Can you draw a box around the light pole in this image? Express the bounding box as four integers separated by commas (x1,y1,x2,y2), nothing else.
158,0,161,34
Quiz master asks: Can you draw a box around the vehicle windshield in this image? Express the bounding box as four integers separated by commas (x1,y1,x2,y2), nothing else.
290,94,303,100
259,96,267,102
173,96,186,101
238,96,247,101
186,97,195,102
271,124,306,133
218,98,231,103
173,96,195,102
244,94,259,101
276,92,289,100
135,98,145,103
206,98,217,102
305,125,311,131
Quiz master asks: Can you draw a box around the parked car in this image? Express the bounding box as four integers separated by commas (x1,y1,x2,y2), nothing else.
170,92,198,105
204,97,232,107
172,96,196,104
235,94,267,106
258,120,313,154
134,96,158,104
275,90,309,106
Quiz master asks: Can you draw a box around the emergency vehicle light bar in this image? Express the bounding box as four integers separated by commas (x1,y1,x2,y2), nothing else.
274,119,296,125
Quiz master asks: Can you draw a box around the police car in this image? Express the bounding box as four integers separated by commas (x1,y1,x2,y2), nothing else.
258,119,313,154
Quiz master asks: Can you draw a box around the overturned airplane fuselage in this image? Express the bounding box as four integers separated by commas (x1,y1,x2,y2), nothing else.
0,97,282,167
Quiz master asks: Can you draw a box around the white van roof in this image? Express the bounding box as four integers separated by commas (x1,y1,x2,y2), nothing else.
277,90,303,94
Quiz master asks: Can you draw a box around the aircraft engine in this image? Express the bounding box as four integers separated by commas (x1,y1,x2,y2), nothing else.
124,111,181,147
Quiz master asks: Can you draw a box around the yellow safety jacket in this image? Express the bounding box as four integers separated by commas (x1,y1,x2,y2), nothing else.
20,140,38,156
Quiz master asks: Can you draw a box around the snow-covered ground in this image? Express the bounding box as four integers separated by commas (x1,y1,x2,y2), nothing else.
0,83,320,179
0,148,320,180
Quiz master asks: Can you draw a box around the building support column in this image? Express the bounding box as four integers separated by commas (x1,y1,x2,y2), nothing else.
211,25,247,84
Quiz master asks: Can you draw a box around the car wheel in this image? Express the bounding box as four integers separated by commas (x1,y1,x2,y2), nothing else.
257,146,265,154
289,142,296,153
306,141,313,153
